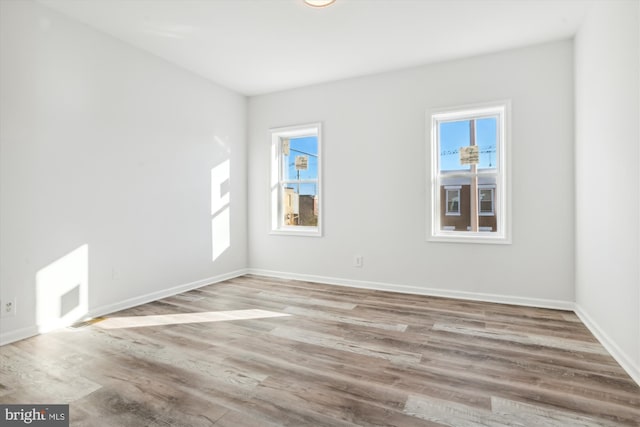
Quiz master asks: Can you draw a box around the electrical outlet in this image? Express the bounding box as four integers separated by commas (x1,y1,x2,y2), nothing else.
353,255,363,268
1,298,16,318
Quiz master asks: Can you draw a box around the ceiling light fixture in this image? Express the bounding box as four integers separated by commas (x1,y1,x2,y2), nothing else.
303,0,336,8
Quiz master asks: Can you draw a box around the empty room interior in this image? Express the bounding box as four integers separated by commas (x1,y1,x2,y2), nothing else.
1,0,639,425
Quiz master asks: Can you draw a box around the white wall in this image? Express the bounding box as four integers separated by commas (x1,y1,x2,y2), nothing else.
574,0,640,383
0,1,247,343
248,41,575,307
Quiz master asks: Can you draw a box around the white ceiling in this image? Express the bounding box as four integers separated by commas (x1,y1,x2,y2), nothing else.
38,0,590,96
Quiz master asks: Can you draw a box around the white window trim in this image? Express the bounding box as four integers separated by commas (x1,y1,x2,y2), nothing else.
269,123,322,237
427,101,511,244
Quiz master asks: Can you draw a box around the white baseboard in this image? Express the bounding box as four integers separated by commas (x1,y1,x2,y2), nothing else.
0,268,249,346
0,325,39,347
247,269,575,311
574,303,640,386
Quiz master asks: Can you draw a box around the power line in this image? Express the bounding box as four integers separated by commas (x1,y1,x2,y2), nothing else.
289,148,318,157
441,146,496,156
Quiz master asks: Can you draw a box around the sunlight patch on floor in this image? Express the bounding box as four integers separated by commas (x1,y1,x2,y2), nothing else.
96,309,290,329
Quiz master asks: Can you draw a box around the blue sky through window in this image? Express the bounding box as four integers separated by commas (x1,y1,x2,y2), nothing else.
284,136,318,196
439,117,497,172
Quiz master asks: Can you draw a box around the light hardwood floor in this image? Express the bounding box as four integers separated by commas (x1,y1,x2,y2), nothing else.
1,275,639,426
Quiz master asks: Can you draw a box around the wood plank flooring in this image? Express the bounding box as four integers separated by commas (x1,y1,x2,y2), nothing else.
1,275,639,426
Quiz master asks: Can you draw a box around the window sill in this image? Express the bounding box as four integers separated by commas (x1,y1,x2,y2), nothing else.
429,233,511,245
270,227,322,238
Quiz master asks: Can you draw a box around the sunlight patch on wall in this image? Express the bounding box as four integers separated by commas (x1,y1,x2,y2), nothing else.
96,309,290,329
211,159,231,261
36,244,89,333
211,159,230,214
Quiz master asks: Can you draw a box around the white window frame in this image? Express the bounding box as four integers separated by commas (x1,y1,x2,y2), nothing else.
270,123,322,237
428,101,511,244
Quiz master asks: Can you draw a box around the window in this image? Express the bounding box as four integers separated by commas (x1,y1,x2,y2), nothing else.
429,101,510,243
478,186,495,216
445,186,461,216
270,123,322,236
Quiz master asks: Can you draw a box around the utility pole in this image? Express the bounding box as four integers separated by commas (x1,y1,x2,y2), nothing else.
470,120,478,232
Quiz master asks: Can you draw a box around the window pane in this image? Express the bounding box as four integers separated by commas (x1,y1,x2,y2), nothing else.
476,117,497,170
283,136,318,181
441,178,470,231
281,184,318,227
439,120,471,172
439,178,497,232
282,186,298,226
